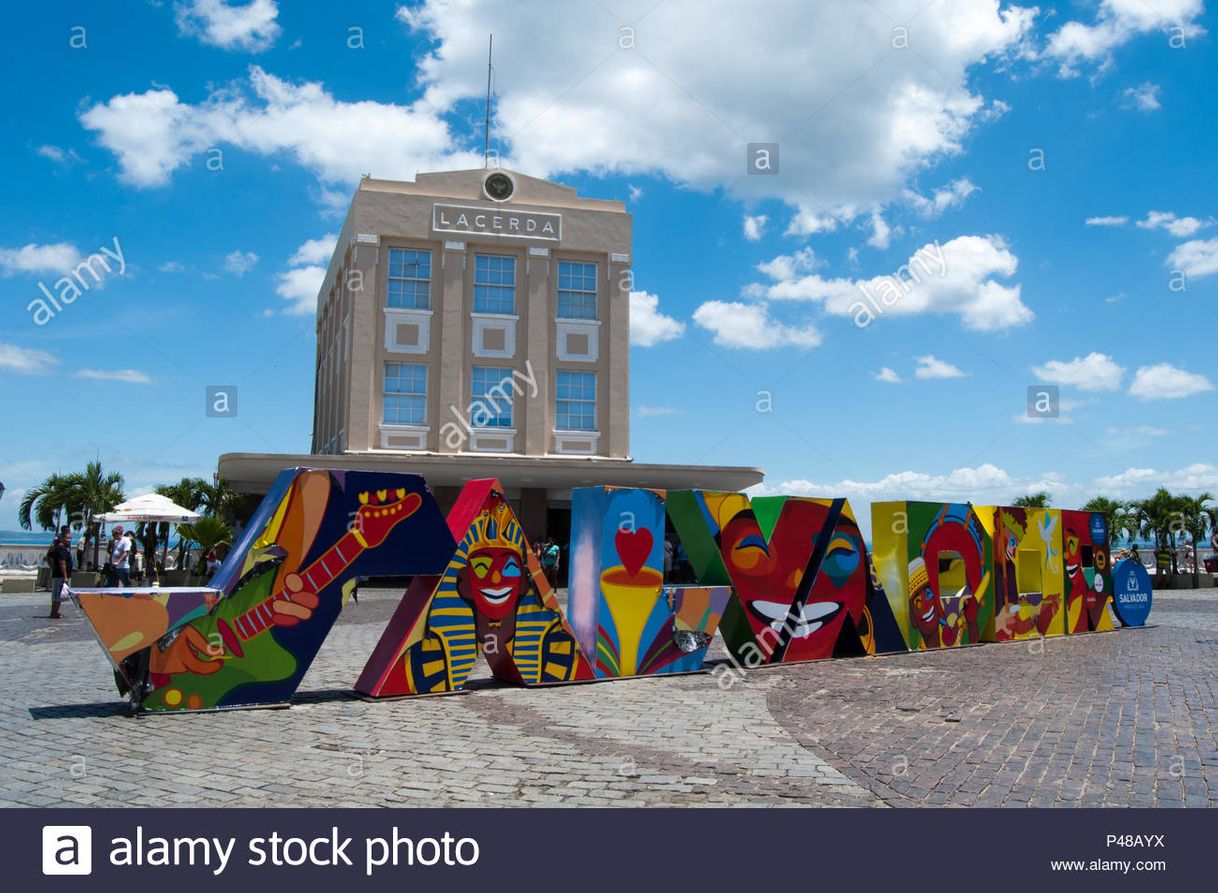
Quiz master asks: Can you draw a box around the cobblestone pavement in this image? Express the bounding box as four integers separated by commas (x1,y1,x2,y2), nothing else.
0,587,1213,807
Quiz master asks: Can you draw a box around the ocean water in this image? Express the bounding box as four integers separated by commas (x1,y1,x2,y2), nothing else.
0,530,54,546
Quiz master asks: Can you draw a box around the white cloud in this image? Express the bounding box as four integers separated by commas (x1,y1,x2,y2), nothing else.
755,460,1218,534
290,233,338,266
1015,395,1094,425
1137,210,1212,238
636,405,679,417
1129,363,1215,400
627,184,644,203
866,211,892,250
753,464,1074,537
0,242,83,277
915,355,967,379
75,368,153,384
1167,237,1218,279
754,247,817,282
175,0,281,53
743,214,767,242
692,301,821,350
904,177,978,217
749,235,1031,332
80,66,480,188
396,1,1036,230
273,234,341,314
1095,463,1218,494
1031,352,1124,391
1108,425,1170,437
0,343,58,375
276,266,326,315
36,144,83,167
159,261,186,272
1121,82,1161,112
874,367,901,384
223,249,259,276
1085,215,1128,227
978,98,1011,123
1046,0,1206,74
630,291,685,347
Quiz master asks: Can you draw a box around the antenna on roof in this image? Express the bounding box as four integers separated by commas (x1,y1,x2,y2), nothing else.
483,34,493,168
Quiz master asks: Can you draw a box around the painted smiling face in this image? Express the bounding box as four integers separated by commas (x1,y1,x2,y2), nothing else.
907,557,943,641
461,546,527,620
719,500,867,662
1064,529,1084,583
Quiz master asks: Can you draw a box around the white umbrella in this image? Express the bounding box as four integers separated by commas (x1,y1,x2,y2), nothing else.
99,493,200,524
100,494,202,575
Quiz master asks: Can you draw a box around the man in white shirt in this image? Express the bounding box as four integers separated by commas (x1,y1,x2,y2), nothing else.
110,526,131,587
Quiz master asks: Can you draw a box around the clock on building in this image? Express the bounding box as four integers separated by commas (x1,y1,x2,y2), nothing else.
483,171,515,202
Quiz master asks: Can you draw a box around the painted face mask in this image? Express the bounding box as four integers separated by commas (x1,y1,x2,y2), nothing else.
462,546,527,620
719,500,866,662
907,557,944,641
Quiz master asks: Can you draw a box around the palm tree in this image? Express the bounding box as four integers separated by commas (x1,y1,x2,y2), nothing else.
197,477,237,520
19,462,124,569
155,477,208,568
177,516,233,576
1174,492,1214,588
17,473,76,533
1013,492,1052,508
156,477,207,511
67,461,125,570
151,475,239,569
1080,496,1136,544
1130,487,1183,585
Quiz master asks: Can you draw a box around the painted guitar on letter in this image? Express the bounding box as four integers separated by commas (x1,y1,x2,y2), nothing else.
144,488,421,711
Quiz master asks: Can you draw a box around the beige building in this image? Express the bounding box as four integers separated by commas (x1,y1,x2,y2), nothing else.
312,168,632,460
221,168,760,540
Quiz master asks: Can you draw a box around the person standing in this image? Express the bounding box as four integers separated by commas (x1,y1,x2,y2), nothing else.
109,526,132,587
541,538,560,588
1155,544,1171,580
47,534,71,619
130,532,145,584
663,537,674,579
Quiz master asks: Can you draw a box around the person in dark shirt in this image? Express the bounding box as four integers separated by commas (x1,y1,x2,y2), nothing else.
47,534,72,619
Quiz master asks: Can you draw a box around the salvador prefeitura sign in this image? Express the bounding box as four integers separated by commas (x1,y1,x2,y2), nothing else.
1111,557,1153,627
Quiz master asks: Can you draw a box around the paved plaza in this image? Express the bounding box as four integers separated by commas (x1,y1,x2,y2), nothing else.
1,587,1215,808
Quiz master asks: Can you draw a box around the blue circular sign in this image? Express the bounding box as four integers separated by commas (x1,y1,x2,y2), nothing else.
1111,558,1152,627
1090,513,1107,543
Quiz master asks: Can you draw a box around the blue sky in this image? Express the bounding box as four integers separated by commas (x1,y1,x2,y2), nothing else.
2,0,1216,532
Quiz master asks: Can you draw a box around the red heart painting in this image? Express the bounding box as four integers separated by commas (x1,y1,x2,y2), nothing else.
615,528,653,578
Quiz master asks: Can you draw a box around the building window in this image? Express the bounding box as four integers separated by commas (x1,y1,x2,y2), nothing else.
473,255,516,314
470,366,514,428
557,261,598,320
383,363,427,425
387,249,431,309
556,371,596,431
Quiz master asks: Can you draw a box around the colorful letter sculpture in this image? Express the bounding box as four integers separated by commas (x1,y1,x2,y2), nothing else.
1060,510,1115,633
669,491,905,666
69,466,1142,714
567,486,730,677
982,506,1066,641
72,468,454,711
871,502,993,650
357,479,593,698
